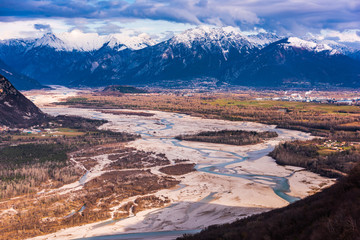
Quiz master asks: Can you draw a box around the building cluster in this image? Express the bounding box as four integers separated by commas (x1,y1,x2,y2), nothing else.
0,126,56,136
0,125,10,132
258,92,360,105
323,140,358,151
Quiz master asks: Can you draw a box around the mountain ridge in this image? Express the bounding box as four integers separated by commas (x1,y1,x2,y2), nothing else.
0,27,359,89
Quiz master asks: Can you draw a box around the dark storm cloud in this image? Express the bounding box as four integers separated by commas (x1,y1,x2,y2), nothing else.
0,0,359,33
34,23,52,32
96,22,123,35
34,23,52,33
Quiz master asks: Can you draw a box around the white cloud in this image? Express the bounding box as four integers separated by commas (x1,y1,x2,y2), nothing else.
0,19,70,40
320,29,360,43
0,18,196,41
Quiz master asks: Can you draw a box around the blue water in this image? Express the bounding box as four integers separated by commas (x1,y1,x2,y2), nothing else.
200,192,217,203
83,110,299,203
58,109,300,240
92,215,133,229
79,171,89,185
171,184,187,192
79,205,86,213
130,113,299,204
64,205,86,219
171,138,299,203
74,229,201,240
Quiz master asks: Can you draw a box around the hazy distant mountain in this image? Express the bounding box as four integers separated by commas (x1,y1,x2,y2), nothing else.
0,33,155,85
348,50,360,61
246,32,282,48
224,38,360,88
305,38,360,61
0,27,359,88
0,59,45,90
0,74,47,127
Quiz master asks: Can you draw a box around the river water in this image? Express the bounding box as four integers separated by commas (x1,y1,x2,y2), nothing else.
40,107,324,240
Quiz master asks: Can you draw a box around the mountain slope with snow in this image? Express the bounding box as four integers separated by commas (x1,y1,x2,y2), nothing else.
0,27,359,88
69,26,260,86
224,38,360,88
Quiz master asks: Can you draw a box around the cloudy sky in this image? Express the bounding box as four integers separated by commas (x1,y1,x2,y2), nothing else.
0,0,359,44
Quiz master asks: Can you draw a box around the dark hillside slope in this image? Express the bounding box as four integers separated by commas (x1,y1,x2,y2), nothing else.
0,74,47,127
178,164,360,240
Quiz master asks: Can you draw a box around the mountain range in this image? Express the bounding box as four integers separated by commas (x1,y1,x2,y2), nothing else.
0,26,359,89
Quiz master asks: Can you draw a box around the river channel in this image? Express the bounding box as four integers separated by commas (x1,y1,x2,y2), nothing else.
39,107,330,240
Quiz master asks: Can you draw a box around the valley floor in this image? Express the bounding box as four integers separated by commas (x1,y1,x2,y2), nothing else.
13,88,334,240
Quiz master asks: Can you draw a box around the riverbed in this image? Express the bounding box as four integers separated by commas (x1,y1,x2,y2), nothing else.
28,106,334,240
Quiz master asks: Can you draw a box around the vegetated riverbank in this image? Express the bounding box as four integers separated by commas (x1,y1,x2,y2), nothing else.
15,88,347,240
0,115,138,200
0,142,183,240
102,85,148,94
21,107,333,240
159,163,196,175
59,93,360,140
178,163,360,240
175,130,278,146
269,139,360,178
0,109,205,240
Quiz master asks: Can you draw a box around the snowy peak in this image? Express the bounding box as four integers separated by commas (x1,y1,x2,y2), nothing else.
0,38,35,47
283,37,337,54
247,32,282,48
33,33,69,51
5,31,157,52
169,26,256,55
104,33,156,51
307,38,357,56
171,26,247,46
169,26,284,51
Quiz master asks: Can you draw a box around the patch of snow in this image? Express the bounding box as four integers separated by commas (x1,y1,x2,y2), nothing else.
7,30,157,52
109,33,156,50
3,101,12,107
285,37,334,53
1,69,13,75
170,26,255,54
33,33,70,51
247,32,282,48
90,62,99,73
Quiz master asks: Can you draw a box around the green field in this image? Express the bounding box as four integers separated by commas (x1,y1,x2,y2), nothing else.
206,99,360,114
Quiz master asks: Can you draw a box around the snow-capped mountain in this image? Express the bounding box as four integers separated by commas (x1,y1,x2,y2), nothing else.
0,31,156,52
247,32,282,48
282,37,337,54
69,26,260,86
105,33,156,50
224,38,360,88
0,31,156,85
33,33,70,51
0,26,359,89
303,38,360,61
